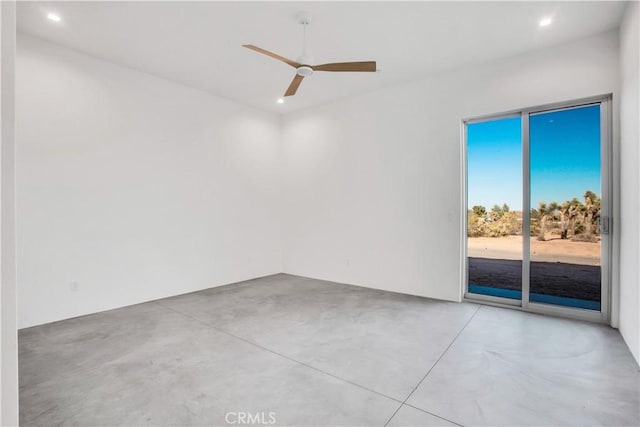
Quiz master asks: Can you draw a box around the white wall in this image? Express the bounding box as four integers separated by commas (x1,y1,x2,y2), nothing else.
16,35,283,328
619,2,639,365
1,1,18,424
282,31,620,303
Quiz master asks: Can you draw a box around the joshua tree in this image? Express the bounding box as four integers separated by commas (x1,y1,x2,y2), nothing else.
472,205,486,217
536,201,558,241
558,198,582,239
583,190,601,239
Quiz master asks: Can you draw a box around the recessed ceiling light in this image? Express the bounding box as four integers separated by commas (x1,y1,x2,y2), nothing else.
539,17,552,27
277,98,285,104
47,13,61,22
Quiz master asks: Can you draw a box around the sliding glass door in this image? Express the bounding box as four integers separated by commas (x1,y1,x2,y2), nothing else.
528,105,603,311
465,97,610,321
466,116,523,302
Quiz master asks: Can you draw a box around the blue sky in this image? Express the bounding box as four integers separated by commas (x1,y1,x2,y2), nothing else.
467,105,600,211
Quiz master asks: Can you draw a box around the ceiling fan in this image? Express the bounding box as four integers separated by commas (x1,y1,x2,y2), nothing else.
242,13,377,97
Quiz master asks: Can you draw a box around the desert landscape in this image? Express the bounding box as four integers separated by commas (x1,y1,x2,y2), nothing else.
467,192,602,306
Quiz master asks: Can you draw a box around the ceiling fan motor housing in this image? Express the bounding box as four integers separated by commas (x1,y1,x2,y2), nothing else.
296,66,314,77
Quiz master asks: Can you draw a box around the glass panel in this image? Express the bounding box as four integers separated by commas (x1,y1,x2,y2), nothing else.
529,104,601,311
467,117,522,300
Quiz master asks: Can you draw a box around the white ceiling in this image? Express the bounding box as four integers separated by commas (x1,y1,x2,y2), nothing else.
17,1,626,113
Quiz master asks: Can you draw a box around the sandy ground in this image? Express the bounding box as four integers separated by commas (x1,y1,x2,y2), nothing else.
468,235,600,266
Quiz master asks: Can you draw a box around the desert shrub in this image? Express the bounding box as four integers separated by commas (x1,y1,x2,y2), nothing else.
486,222,509,237
502,211,521,235
467,211,487,237
530,218,540,236
468,209,522,237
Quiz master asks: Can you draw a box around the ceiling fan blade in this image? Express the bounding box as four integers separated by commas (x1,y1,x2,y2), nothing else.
284,74,304,97
242,44,301,68
312,61,377,72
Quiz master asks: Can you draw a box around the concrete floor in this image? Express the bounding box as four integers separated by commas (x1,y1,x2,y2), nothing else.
19,274,640,426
